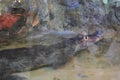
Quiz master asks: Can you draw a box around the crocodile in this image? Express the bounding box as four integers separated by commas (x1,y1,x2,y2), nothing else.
0,30,103,80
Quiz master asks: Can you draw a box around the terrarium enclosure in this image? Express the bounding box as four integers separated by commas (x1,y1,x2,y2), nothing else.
0,0,120,80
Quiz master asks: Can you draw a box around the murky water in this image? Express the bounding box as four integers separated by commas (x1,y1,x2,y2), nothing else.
0,31,119,80
19,39,120,80
0,30,119,80
23,57,120,80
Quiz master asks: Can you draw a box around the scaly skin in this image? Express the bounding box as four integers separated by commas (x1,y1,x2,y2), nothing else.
0,31,103,80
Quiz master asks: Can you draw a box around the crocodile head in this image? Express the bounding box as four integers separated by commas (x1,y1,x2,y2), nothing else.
73,30,103,53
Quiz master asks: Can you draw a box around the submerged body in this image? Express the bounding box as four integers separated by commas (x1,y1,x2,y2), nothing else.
0,31,103,80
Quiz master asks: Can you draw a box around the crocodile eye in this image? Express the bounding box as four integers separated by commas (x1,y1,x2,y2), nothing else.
83,35,88,41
